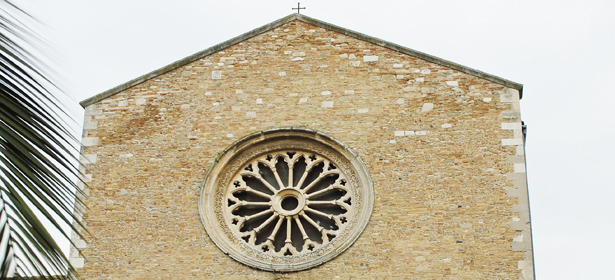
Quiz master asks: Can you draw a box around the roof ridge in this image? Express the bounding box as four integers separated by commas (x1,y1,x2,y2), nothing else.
80,14,522,107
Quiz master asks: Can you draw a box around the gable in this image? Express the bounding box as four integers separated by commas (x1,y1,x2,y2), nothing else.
80,14,522,107
73,14,533,279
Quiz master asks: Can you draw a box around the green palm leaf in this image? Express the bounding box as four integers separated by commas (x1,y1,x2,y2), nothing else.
0,1,85,279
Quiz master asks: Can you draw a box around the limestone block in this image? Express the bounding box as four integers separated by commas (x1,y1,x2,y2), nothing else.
514,163,526,173
363,55,378,62
75,239,87,249
502,122,522,130
502,138,523,146
84,105,102,116
502,111,521,120
321,101,334,108
70,257,84,269
512,240,532,251
80,154,97,165
83,119,98,130
212,71,222,79
422,103,434,112
81,137,99,147
80,174,92,183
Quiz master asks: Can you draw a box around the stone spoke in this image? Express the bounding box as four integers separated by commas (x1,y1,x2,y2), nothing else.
285,216,292,244
271,166,286,190
245,208,273,221
287,164,294,188
293,216,309,240
302,170,340,193
305,183,348,199
254,212,279,233
228,200,270,213
232,186,272,200
294,158,325,188
241,201,271,207
267,215,284,242
240,171,278,193
307,200,341,206
300,211,324,232
304,206,333,220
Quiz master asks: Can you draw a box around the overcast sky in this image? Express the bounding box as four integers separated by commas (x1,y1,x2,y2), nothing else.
21,0,615,279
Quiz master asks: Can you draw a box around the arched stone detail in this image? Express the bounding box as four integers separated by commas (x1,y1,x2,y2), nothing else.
199,128,374,272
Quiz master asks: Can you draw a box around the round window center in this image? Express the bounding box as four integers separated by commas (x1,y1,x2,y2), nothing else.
281,196,299,211
271,188,306,216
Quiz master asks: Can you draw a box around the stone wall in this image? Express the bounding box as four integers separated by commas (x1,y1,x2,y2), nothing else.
72,18,532,279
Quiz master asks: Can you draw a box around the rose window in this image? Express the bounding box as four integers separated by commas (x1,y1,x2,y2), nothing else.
199,128,373,272
227,151,352,256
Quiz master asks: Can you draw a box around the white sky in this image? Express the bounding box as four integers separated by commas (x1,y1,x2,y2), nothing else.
20,0,615,279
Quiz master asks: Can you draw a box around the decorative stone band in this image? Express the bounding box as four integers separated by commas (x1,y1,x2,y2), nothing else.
500,89,534,280
69,104,101,269
199,128,374,272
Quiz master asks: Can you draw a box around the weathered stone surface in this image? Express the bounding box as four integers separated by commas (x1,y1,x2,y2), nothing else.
74,18,532,279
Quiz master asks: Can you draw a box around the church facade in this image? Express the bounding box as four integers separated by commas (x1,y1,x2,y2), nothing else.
72,14,533,279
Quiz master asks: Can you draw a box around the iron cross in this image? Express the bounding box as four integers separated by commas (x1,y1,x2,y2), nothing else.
292,2,305,14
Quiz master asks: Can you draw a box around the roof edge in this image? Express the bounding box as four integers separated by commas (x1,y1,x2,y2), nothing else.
296,15,523,98
80,14,300,107
80,14,522,107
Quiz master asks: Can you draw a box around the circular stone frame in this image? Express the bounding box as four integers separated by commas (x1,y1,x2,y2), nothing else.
199,128,374,272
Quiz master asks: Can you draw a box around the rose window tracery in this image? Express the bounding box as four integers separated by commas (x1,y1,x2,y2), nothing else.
226,151,352,256
199,128,374,272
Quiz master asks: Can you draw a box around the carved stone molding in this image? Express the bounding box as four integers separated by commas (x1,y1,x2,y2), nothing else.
199,128,374,272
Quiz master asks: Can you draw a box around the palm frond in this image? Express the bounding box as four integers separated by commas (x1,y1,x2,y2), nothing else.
0,1,85,279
